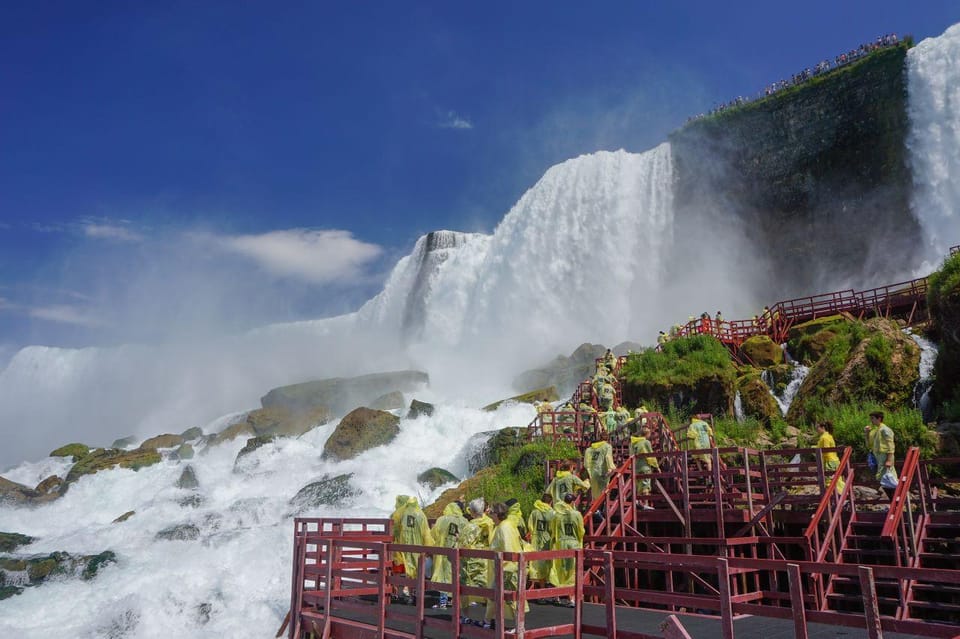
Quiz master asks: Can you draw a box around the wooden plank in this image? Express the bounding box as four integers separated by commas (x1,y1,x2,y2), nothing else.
604,552,617,639
859,566,884,639
718,557,735,639
788,563,809,639
661,615,694,639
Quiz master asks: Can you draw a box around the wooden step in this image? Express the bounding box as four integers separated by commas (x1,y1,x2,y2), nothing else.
911,583,960,596
829,576,900,593
827,593,900,607
908,599,960,613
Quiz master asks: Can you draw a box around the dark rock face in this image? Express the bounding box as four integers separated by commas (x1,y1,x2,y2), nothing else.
483,387,559,412
322,408,400,461
0,532,34,552
466,428,527,474
176,466,200,490
670,45,921,297
233,436,276,472
407,399,435,419
155,524,200,541
513,343,607,396
289,474,359,512
417,467,459,490
260,370,429,417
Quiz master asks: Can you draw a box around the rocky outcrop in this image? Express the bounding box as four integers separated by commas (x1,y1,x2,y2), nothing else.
739,336,783,367
64,448,162,486
513,343,607,396
787,315,851,365
209,405,330,447
466,428,527,474
50,443,90,461
0,476,61,506
370,391,405,410
111,436,137,449
176,466,199,490
139,434,185,450
0,532,34,552
417,467,459,490
737,374,781,425
322,408,400,461
787,318,920,422
155,524,200,541
482,386,558,412
0,550,116,599
407,399,435,419
180,427,203,441
260,370,429,416
233,436,276,471
174,443,195,460
209,421,255,446
289,474,359,512
35,475,63,497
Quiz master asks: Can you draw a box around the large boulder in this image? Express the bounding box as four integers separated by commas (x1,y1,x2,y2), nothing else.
786,314,851,365
322,408,400,461
180,427,203,441
289,474,359,513
64,448,162,486
482,386,559,412
466,427,527,474
209,421,255,446
370,391,405,411
739,335,783,367
260,370,429,416
155,524,200,541
0,532,34,552
787,318,920,422
417,467,459,490
49,443,91,461
233,435,277,471
139,434,185,450
0,476,59,506
34,475,63,497
737,374,781,425
407,399,435,419
176,466,199,490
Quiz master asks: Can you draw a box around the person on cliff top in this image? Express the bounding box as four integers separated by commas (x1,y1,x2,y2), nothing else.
583,436,616,502
547,461,590,505
603,348,617,371
686,417,715,475
430,502,470,609
481,503,528,631
527,493,557,593
865,411,898,499
657,330,668,345
630,425,660,510
816,421,845,495
550,493,584,606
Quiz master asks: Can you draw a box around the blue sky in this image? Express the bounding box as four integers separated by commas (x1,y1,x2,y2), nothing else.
1,1,957,359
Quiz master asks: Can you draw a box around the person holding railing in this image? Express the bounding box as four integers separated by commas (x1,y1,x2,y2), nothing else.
481,503,528,631
816,421,845,495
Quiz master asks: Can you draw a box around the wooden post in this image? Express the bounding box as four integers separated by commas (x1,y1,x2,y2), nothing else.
859,566,884,639
717,557,734,639
574,550,583,639
416,553,426,639
494,553,505,639
516,552,526,638
377,543,387,639
787,563,809,639
661,614,694,639
604,552,617,639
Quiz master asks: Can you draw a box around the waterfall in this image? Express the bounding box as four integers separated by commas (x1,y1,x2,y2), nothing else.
905,329,938,419
762,364,811,417
733,391,745,422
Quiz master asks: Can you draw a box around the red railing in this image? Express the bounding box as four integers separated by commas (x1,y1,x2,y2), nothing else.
881,447,925,567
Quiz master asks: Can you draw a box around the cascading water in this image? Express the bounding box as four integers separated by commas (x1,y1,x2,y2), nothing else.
906,329,938,419
733,391,745,422
907,23,960,268
761,364,811,417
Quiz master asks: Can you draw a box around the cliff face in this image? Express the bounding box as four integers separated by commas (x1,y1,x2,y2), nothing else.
669,45,922,296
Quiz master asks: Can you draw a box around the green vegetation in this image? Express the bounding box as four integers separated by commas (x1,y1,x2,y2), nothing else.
927,252,960,318
622,335,736,387
800,400,936,459
470,440,579,515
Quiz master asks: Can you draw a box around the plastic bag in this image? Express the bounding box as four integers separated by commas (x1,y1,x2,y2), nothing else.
866,452,878,471
880,468,899,490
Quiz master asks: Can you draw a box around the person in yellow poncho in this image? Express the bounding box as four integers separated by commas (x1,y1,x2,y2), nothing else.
505,498,529,542
396,496,433,580
457,509,487,625
816,421,845,495
390,495,409,579
468,498,494,546
482,503,529,630
629,426,660,510
865,411,897,499
583,438,616,502
550,493,584,606
686,417,714,473
527,493,557,589
430,502,469,608
546,462,590,505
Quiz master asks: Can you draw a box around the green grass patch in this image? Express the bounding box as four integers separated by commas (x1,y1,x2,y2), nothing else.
469,439,580,514
622,335,736,387
928,252,960,318
800,400,936,459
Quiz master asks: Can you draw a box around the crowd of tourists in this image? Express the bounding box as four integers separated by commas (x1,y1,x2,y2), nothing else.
688,33,902,122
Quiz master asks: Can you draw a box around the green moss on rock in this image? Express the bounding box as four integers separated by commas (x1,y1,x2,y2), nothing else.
737,374,781,425
483,386,559,412
0,532,34,552
417,467,459,490
49,443,90,461
322,408,400,461
740,336,783,367
139,434,185,449
64,448,162,486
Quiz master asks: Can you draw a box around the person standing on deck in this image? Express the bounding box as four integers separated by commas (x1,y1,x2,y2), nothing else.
482,503,528,631
527,494,557,591
583,437,616,502
550,493,585,607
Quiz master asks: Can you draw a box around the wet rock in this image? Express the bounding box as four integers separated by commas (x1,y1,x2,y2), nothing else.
466,428,527,474
112,511,136,524
49,443,90,461
482,386,559,412
261,370,429,416
139,434,185,450
233,435,275,471
111,436,138,449
34,475,64,496
211,405,330,448
370,391,405,410
322,408,400,461
178,494,203,509
417,467,459,490
737,374,781,425
64,448,161,487
407,399,435,419
180,426,203,441
81,551,117,580
289,474,359,512
174,443,195,460
176,466,199,490
155,524,200,541
208,421,255,446
0,532,34,552
739,336,783,367
0,476,58,506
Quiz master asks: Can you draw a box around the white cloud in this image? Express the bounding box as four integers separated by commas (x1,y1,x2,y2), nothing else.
207,228,383,284
438,110,474,130
28,304,106,328
82,221,143,242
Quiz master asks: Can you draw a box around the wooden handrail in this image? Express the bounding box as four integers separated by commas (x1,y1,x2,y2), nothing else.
881,446,921,540
804,446,853,541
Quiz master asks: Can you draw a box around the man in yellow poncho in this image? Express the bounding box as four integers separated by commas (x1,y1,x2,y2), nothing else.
865,411,897,499
546,462,590,505
686,417,715,473
505,498,529,542
390,495,409,582
457,505,488,625
583,437,616,502
396,496,433,581
816,421,845,495
550,493,584,605
430,502,469,608
482,503,528,631
527,493,557,589
630,425,660,510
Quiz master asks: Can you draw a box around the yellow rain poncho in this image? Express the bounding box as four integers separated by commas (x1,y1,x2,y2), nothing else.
457,519,487,613
430,502,469,586
484,517,529,622
396,496,433,578
550,500,584,587
472,512,495,547
630,435,659,495
583,441,616,501
391,495,409,567
817,430,846,494
527,500,557,582
546,470,590,505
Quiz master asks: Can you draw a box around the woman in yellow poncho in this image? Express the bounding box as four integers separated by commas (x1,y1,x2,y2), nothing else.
816,421,845,495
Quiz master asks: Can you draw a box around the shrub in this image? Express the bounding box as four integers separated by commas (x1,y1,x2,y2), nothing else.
622,335,736,386
802,400,936,460
470,439,579,514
